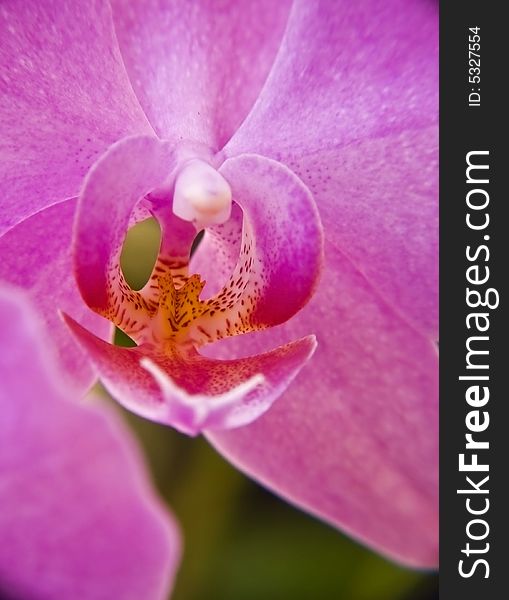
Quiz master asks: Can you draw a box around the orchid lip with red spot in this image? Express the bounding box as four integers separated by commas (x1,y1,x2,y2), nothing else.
68,135,323,434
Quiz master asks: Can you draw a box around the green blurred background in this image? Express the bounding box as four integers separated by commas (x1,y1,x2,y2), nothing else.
111,219,438,600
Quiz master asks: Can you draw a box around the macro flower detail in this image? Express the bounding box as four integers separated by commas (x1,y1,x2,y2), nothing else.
1,0,438,571
0,285,180,599
65,136,322,435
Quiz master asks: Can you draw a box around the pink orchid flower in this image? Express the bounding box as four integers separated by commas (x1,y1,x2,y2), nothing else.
0,0,438,569
0,285,180,599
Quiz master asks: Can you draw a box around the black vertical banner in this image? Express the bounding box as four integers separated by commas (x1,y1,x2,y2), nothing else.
440,2,507,598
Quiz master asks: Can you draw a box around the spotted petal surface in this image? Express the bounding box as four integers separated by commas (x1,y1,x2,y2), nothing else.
64,314,316,436
0,0,152,235
72,136,322,434
225,0,438,337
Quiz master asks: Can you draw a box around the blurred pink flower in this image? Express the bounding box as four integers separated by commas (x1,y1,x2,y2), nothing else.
0,285,180,599
0,0,438,567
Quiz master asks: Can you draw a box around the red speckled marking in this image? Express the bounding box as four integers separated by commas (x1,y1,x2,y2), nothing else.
102,214,267,357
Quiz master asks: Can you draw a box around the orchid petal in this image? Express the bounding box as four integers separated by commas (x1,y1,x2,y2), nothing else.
0,285,180,599
63,313,316,436
188,154,323,346
0,200,110,392
206,241,438,567
0,0,153,235
72,143,321,435
190,202,244,298
74,135,176,317
109,0,291,148
225,0,438,337
282,128,438,336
